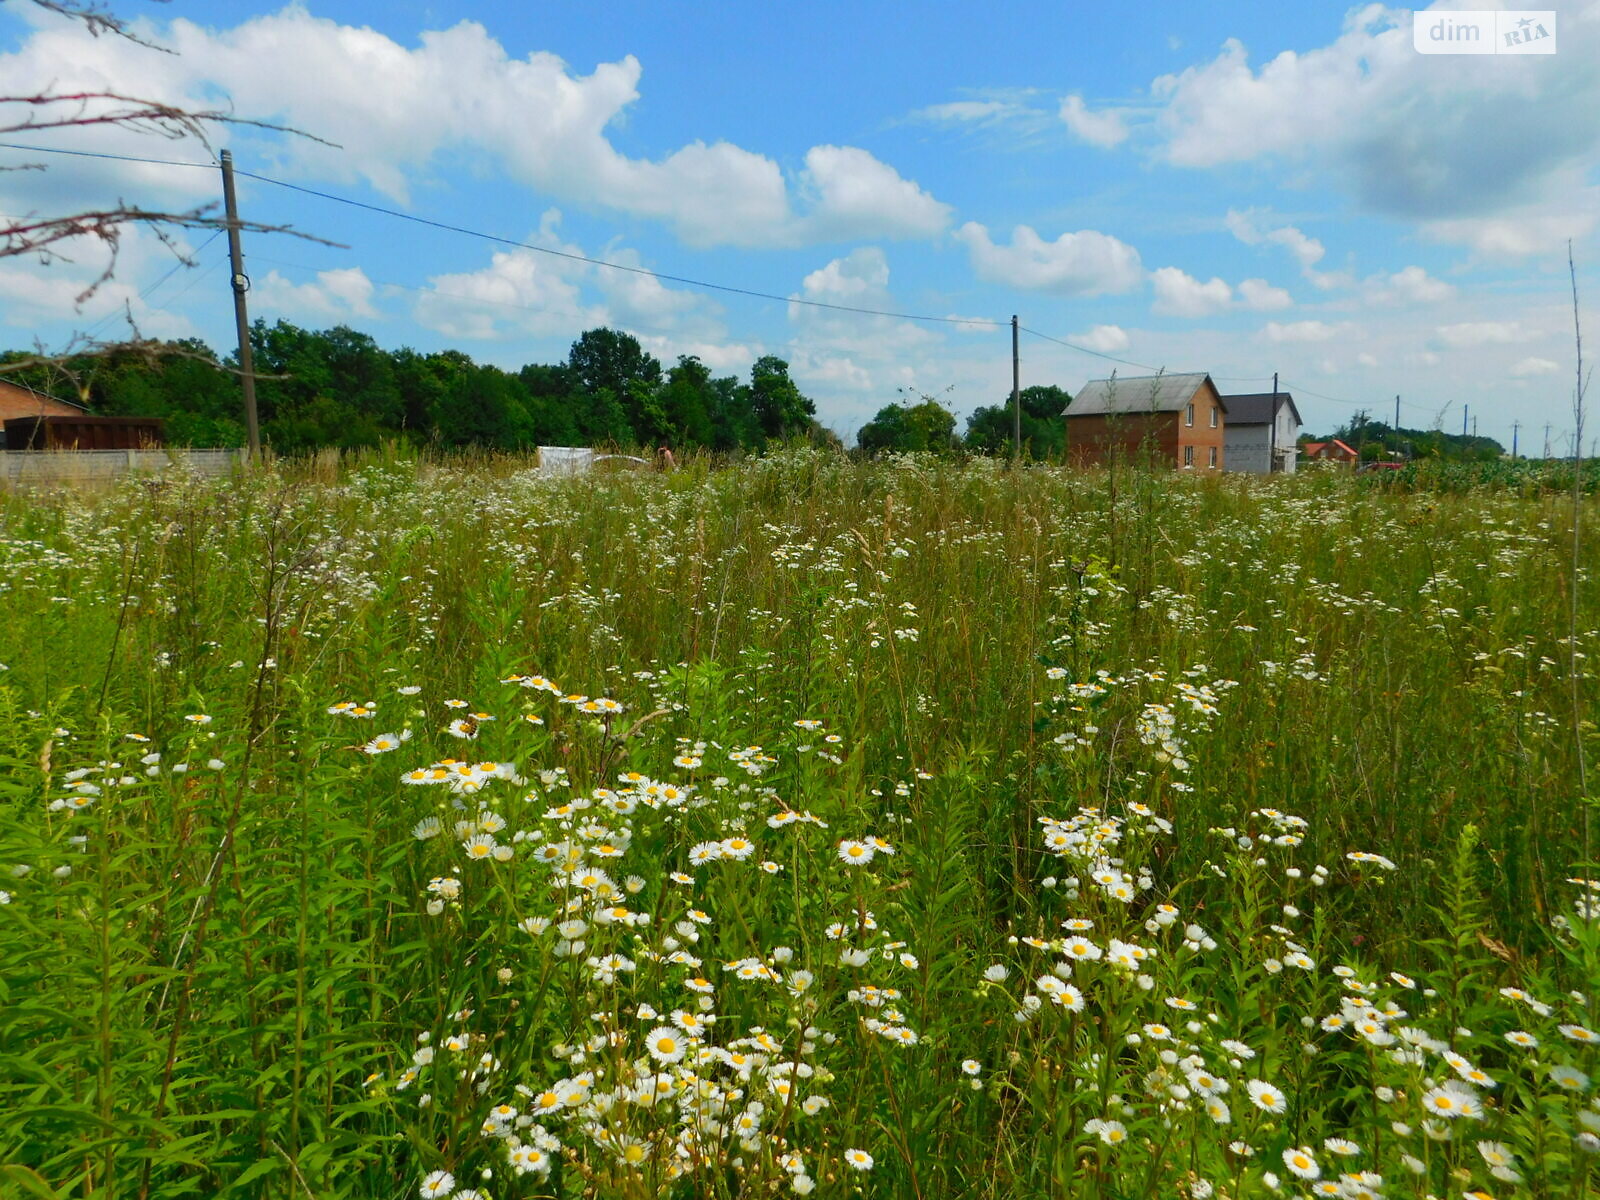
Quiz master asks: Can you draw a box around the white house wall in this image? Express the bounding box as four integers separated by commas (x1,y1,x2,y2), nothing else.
1224,424,1273,473
1275,406,1299,474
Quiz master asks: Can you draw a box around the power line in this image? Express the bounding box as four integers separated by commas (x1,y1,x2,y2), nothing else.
1017,325,1163,372
2,140,1007,328
0,139,1484,426
0,141,219,171
82,230,223,339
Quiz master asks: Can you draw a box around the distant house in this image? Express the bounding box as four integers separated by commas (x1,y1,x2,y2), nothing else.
0,381,90,448
1302,439,1358,465
1222,390,1301,474
0,380,88,421
1062,372,1226,470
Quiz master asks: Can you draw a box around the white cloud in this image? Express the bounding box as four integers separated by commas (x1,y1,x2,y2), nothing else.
1151,266,1232,317
956,222,1143,296
795,146,952,241
1070,324,1130,353
911,99,1014,123
1421,185,1600,258
797,246,890,302
1225,209,1324,268
1363,265,1454,305
785,248,949,431
1435,320,1528,348
256,267,379,322
408,213,717,343
1357,352,1379,367
1059,95,1128,148
1151,9,1600,243
1509,356,1559,376
1262,319,1348,343
0,8,951,249
1237,277,1292,311
0,225,200,340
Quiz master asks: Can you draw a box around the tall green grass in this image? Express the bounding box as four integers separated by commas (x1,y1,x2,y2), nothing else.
0,448,1595,1199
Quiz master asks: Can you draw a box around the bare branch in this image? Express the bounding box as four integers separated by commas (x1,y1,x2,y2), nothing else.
21,0,172,51
0,90,339,147
2,203,345,305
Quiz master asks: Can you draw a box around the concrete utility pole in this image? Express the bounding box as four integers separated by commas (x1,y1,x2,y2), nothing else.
1269,372,1279,469
1463,405,1469,438
1545,423,1553,458
1512,421,1520,458
221,149,261,462
1011,315,1021,458
1395,394,1401,432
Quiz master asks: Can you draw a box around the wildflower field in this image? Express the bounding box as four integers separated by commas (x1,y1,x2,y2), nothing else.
1,449,1597,1200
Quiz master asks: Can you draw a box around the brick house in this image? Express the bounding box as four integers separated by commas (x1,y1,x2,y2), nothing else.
1301,439,1358,465
0,379,89,422
1062,372,1227,470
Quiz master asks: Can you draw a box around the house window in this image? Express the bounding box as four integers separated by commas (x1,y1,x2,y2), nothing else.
1183,445,1194,467
1209,446,1218,468
1209,406,1219,428
1185,403,1195,427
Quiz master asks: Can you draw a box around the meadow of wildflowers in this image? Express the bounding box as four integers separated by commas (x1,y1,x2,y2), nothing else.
0,447,1595,1200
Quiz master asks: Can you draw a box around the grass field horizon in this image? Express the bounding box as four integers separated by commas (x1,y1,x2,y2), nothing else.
1,448,1596,1199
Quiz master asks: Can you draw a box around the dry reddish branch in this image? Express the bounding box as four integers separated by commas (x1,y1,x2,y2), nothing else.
1,89,333,145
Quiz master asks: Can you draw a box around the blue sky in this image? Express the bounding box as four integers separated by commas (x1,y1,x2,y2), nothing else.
3,1,1596,449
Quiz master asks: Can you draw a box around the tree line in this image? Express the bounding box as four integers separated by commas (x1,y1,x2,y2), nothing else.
1,323,827,455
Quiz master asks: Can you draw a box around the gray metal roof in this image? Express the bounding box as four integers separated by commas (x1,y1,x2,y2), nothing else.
1221,391,1302,428
1063,372,1218,416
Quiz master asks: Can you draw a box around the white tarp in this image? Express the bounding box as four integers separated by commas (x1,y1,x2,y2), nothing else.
539,446,595,475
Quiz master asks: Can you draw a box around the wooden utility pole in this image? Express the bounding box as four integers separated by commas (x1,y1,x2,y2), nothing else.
1545,423,1552,458
221,149,261,462
1512,421,1520,458
1011,315,1020,458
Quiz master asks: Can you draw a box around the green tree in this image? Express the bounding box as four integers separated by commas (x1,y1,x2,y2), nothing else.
857,394,959,455
658,356,716,448
746,355,815,441
966,384,1071,457
430,363,534,449
568,329,660,400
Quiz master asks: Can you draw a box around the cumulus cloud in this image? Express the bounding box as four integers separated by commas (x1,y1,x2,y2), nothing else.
1363,265,1454,305
1237,277,1292,311
1510,356,1559,376
1151,266,1232,317
0,8,951,249
409,212,715,342
1435,320,1529,348
1152,9,1600,245
0,225,200,339
1262,319,1348,343
1059,95,1129,148
956,222,1143,296
1226,209,1324,268
1421,182,1600,258
256,267,379,322
1070,324,1130,353
784,247,948,433
795,146,952,242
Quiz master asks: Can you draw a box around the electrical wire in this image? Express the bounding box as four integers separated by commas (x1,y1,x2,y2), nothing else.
81,230,223,339
0,139,1458,424
1,141,1005,327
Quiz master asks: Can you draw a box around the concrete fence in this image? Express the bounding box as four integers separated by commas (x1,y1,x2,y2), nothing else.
0,448,246,486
